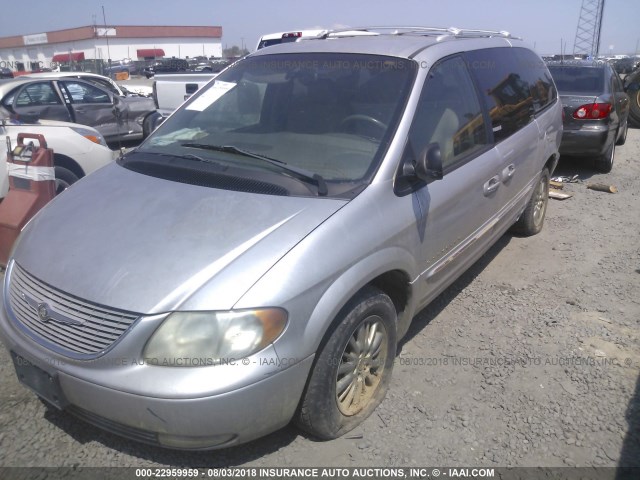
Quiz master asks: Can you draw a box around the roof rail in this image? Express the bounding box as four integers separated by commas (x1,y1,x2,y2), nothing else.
314,26,520,41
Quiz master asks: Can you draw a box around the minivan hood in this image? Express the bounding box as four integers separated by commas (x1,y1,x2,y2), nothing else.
13,164,346,314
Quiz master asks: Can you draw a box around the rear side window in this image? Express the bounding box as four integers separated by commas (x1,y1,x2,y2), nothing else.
15,82,61,107
512,48,557,113
466,48,536,142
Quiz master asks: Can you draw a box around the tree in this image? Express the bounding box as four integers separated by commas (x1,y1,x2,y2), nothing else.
223,45,249,58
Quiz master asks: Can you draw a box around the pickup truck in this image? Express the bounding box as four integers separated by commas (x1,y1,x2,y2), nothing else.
143,72,216,137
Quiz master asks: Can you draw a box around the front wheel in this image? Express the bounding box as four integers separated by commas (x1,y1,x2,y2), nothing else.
511,168,550,236
296,287,397,439
54,166,80,195
628,89,640,127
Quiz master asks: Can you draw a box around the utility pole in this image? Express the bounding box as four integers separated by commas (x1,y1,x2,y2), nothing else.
102,5,112,70
573,0,605,58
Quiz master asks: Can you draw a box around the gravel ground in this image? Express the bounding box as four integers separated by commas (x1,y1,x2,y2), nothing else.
0,128,638,469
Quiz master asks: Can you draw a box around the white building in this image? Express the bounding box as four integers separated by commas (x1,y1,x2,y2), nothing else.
0,25,223,72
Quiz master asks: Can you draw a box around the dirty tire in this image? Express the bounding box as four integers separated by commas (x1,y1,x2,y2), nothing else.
595,141,615,173
142,114,154,139
511,168,550,236
296,287,397,440
54,166,79,195
616,122,628,146
629,89,640,127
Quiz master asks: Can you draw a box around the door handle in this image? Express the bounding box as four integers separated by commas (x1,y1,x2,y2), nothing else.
483,175,500,195
502,163,516,181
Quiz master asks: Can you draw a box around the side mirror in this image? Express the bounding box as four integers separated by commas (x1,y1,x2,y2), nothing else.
415,142,444,181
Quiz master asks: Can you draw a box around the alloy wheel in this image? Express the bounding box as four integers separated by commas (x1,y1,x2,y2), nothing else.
532,175,549,228
335,316,388,416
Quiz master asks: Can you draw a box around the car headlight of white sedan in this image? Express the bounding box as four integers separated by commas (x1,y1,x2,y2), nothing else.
70,126,108,147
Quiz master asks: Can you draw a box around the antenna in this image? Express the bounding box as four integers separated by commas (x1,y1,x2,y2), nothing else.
573,0,605,58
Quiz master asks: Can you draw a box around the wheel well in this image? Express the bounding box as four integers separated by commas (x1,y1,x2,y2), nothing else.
317,270,412,353
369,270,411,317
545,154,558,176
53,153,85,179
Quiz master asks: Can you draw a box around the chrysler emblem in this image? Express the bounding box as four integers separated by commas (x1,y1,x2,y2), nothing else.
37,303,50,322
20,291,84,326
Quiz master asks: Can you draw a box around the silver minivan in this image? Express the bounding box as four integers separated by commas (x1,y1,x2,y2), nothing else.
0,27,562,450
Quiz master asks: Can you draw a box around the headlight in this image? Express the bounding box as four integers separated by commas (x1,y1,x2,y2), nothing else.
70,126,108,147
143,309,287,367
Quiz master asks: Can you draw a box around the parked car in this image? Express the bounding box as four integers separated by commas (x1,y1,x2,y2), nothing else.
0,27,561,450
209,59,231,72
193,62,214,72
20,71,152,98
0,67,13,79
0,114,116,196
623,67,640,127
547,60,629,172
612,57,639,75
187,56,210,69
143,58,189,78
0,77,156,143
256,29,326,49
104,59,139,76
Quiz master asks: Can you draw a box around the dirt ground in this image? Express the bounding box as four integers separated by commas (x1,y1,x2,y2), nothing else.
0,128,638,470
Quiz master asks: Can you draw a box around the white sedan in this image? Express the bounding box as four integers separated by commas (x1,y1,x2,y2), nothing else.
1,116,116,197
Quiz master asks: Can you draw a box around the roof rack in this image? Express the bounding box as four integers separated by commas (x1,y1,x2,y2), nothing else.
314,26,520,41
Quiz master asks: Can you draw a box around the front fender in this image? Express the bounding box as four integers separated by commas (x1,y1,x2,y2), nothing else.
234,245,418,363
302,247,418,352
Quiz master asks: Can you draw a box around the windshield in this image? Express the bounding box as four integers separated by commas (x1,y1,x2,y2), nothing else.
134,53,415,198
547,66,605,94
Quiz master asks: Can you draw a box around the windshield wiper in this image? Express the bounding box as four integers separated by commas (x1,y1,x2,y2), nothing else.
138,150,223,166
181,143,328,196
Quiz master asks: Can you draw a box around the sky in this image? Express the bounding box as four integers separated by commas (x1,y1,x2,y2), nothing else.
2,0,639,56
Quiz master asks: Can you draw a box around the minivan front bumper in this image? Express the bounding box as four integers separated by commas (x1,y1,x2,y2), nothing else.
0,285,314,450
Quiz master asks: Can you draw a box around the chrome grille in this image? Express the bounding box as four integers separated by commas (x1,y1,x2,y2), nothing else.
8,262,140,357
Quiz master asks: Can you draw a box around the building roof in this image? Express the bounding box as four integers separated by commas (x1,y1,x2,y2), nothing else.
0,25,222,49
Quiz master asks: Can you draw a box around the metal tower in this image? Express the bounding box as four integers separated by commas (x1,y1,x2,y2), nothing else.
573,0,606,58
